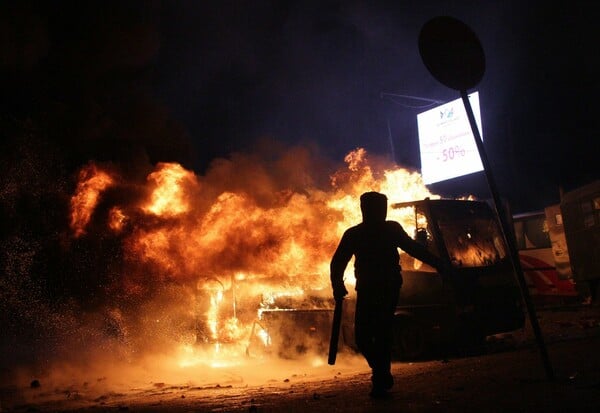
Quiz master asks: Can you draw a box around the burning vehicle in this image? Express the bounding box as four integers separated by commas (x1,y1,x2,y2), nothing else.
385,198,524,358
56,147,526,368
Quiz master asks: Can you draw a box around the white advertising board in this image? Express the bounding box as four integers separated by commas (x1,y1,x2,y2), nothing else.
417,92,483,184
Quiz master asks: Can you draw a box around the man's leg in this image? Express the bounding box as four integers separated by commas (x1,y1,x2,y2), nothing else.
354,292,378,369
355,290,398,397
369,303,395,393
370,288,400,395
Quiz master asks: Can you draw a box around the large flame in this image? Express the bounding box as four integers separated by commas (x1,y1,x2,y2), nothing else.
68,147,439,365
70,163,115,237
142,162,197,217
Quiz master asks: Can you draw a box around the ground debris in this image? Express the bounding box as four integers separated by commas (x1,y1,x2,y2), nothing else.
189,384,233,391
93,391,126,403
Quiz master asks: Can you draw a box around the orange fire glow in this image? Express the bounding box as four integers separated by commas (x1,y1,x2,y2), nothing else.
142,162,197,217
108,207,126,233
69,147,439,365
70,163,115,237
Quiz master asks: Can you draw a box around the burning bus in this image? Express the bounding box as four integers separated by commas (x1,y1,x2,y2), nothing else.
64,148,525,366
388,199,524,357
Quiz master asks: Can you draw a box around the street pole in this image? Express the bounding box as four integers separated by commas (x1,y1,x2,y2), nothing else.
418,15,555,381
460,90,554,381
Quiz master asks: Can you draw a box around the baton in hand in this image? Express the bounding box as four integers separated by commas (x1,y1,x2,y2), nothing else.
328,298,344,365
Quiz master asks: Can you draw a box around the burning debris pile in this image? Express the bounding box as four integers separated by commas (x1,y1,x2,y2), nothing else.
1,145,438,374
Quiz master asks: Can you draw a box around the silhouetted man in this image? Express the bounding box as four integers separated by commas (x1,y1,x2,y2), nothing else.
330,191,446,398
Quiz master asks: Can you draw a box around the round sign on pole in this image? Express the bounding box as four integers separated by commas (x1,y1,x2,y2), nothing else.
418,16,485,91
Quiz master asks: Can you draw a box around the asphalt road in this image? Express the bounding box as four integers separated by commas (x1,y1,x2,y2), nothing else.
2,304,600,412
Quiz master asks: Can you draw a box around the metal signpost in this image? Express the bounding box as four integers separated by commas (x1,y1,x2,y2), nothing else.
418,16,554,381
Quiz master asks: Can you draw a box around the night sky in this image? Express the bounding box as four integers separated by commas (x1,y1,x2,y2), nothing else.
2,0,599,212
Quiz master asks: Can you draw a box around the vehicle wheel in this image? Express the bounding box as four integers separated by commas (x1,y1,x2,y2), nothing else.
393,318,426,360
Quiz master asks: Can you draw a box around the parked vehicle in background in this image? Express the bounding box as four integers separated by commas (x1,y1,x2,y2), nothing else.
559,180,600,302
510,180,600,304
511,210,578,305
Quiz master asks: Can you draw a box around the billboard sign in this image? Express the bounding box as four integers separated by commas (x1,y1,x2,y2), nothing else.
417,92,483,184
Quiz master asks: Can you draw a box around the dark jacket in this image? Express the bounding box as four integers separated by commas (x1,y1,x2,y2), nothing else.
330,220,444,292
